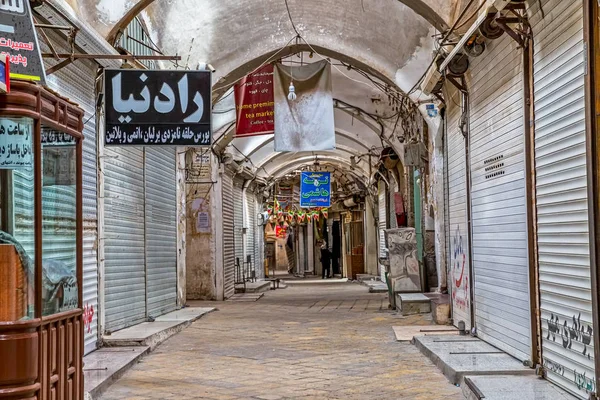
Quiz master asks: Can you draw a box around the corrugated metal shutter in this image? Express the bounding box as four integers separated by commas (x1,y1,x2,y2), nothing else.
389,179,398,229
378,181,387,281
446,86,471,331
145,148,177,317
530,1,595,397
254,193,264,279
467,29,531,361
246,187,256,274
378,180,387,258
233,177,244,267
42,40,99,353
104,147,146,332
222,172,235,298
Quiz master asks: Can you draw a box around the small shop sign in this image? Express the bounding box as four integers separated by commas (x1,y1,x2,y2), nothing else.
104,69,212,146
0,117,32,168
234,64,274,137
300,171,331,208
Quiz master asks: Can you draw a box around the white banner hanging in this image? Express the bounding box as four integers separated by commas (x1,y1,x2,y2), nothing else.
273,60,335,152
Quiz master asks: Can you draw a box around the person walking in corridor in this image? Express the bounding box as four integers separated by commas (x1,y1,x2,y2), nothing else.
320,242,331,279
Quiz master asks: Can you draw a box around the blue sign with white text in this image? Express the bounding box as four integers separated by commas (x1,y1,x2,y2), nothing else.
300,172,331,208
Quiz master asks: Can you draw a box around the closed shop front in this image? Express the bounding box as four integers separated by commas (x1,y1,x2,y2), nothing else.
446,86,471,331
104,148,146,332
246,186,256,276
233,177,244,268
378,180,387,281
222,171,236,298
104,148,178,332
46,62,99,354
255,192,265,279
467,28,531,361
531,0,595,397
145,148,177,317
38,27,101,353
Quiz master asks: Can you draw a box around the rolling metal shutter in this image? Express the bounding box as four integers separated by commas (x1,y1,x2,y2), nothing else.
145,148,177,318
222,172,235,298
254,193,265,279
233,177,244,266
246,187,256,274
446,86,471,331
468,29,531,361
389,179,398,230
378,181,387,281
531,1,595,397
104,147,146,332
43,40,100,353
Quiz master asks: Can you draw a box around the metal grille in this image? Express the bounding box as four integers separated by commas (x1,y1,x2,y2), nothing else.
145,148,177,318
222,172,235,298
446,85,471,331
530,0,595,397
104,147,146,332
468,29,531,361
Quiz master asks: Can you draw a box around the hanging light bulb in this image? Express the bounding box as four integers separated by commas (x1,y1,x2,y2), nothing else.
288,81,297,101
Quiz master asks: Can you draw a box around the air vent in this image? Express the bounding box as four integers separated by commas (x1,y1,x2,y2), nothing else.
483,154,505,180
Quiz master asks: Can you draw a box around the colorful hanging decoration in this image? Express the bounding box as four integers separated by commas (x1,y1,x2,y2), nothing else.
298,212,306,223
322,208,329,219
313,212,320,222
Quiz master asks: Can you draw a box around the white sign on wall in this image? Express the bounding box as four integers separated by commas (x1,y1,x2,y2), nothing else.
0,117,32,168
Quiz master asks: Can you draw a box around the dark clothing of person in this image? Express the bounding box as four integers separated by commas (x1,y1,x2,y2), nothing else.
320,248,331,279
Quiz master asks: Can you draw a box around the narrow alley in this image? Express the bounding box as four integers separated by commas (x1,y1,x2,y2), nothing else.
99,283,462,400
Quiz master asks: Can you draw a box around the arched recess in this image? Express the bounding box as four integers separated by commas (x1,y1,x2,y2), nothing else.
240,127,379,168
264,155,370,181
257,146,370,176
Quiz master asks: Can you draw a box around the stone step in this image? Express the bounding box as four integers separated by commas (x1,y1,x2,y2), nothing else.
84,346,149,399
396,293,431,315
235,280,271,293
413,335,535,385
424,293,451,325
462,375,576,400
103,307,215,350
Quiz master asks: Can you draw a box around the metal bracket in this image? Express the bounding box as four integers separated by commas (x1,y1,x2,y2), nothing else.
495,4,532,48
446,75,467,94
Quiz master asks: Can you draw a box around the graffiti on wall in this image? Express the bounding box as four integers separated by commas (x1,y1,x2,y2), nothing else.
543,359,564,376
83,302,94,334
545,313,596,395
546,313,593,359
451,226,469,311
574,370,595,393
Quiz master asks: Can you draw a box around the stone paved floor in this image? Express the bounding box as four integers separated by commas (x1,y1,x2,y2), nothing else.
99,283,462,400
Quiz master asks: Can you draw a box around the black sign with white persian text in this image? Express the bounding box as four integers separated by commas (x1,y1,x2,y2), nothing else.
104,69,212,146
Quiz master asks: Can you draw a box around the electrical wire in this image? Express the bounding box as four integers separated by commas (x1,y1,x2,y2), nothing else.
212,35,297,94
406,0,479,96
284,0,301,37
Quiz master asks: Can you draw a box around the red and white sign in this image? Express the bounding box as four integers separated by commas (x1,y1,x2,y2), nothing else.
275,225,287,239
234,64,274,137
